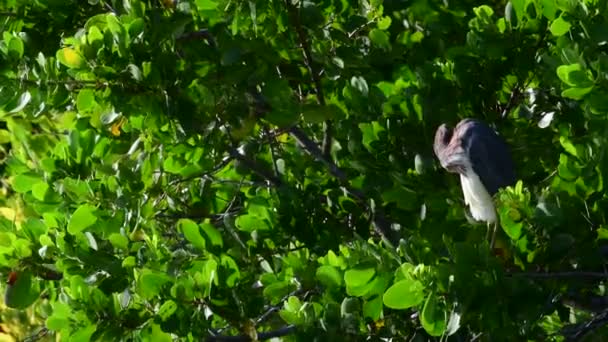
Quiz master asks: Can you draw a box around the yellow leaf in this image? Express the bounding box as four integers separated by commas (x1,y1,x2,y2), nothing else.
111,117,126,136
0,206,23,226
57,48,85,69
276,133,290,143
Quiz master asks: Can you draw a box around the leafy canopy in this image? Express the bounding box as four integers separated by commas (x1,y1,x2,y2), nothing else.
1,0,608,340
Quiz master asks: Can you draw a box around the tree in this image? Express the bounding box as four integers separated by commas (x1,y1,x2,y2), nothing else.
1,0,608,340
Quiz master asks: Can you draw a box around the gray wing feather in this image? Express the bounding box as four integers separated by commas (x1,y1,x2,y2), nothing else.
459,120,516,195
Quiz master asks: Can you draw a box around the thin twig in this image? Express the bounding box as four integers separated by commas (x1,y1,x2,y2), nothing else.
348,18,379,38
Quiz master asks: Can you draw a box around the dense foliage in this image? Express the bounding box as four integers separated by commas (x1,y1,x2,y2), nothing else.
1,0,608,340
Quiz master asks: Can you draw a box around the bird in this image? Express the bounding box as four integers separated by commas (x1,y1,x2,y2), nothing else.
433,118,516,246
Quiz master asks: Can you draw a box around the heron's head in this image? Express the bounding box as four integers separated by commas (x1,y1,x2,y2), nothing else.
433,124,453,157
433,123,467,174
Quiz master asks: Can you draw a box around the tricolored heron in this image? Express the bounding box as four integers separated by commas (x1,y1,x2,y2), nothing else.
433,118,516,246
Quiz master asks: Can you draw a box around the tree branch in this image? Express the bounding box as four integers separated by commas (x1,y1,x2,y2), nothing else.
229,149,283,187
284,0,332,158
289,127,399,245
176,29,216,47
206,325,296,341
562,310,608,341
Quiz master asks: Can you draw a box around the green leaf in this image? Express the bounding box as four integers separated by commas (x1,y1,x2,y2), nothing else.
128,18,145,39
363,296,383,320
7,36,24,59
421,291,446,336
561,86,593,100
598,227,608,240
201,222,223,248
6,91,31,114
158,300,178,321
12,173,41,193
369,29,390,49
87,26,104,45
359,121,385,150
178,219,206,252
106,14,126,40
262,79,299,127
196,0,218,10
280,296,305,324
382,186,418,210
301,104,344,124
344,267,375,288
139,270,172,300
144,324,172,342
550,16,571,36
122,256,136,268
559,136,578,158
76,89,96,113
383,279,425,309
68,204,98,234
541,0,557,19
587,90,608,115
108,233,129,250
378,16,392,30
557,153,580,181
499,207,523,240
57,48,86,69
510,0,526,22
235,214,271,232
557,64,593,88
220,254,240,287
263,281,291,304
316,265,343,288
23,219,47,240
351,76,369,97
31,182,49,201
4,270,39,309
70,325,97,342
46,302,71,331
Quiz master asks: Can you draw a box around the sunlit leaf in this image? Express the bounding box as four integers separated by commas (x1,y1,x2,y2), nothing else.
316,265,343,288
178,219,206,252
57,48,86,69
550,16,571,36
383,279,424,309
421,291,446,336
67,204,97,234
